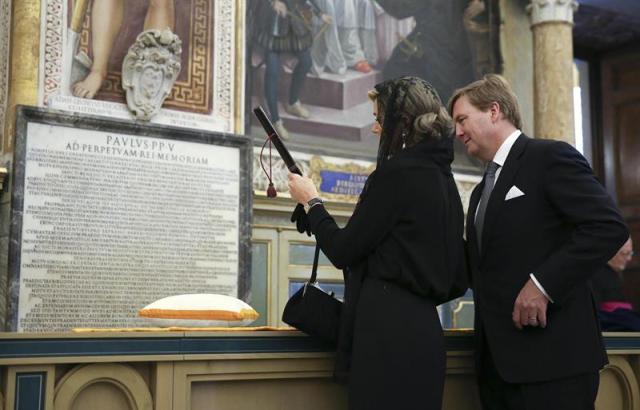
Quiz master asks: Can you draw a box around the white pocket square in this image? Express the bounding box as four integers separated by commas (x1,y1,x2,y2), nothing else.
505,185,525,201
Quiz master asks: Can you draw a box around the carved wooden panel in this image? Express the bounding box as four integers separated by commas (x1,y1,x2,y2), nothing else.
601,49,640,305
616,102,640,205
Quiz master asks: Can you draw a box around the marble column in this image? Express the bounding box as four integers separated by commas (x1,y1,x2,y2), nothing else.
5,0,39,153
0,0,10,333
527,0,578,144
0,0,11,152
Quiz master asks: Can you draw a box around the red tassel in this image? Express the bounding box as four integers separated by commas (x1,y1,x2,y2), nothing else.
260,133,277,198
267,183,277,198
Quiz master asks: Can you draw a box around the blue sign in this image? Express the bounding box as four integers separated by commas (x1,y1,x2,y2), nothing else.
319,170,368,196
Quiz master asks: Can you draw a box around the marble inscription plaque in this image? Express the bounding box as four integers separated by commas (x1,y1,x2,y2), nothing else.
15,122,241,331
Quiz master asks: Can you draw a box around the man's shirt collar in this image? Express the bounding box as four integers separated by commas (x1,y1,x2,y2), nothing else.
492,130,522,167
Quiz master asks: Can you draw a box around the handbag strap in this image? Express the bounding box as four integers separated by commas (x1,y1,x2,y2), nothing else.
309,242,320,284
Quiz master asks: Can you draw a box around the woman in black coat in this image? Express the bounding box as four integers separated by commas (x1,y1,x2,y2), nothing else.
288,76,467,410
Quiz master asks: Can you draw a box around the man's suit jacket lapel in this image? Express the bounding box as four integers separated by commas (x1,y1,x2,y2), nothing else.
480,134,529,254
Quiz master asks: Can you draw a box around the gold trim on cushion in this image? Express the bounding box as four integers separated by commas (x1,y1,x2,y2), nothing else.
72,326,293,332
139,308,259,321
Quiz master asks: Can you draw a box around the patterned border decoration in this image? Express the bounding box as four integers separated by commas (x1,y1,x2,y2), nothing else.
41,0,64,104
0,0,12,146
215,0,234,120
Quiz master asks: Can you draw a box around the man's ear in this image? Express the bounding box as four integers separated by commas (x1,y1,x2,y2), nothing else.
489,102,501,123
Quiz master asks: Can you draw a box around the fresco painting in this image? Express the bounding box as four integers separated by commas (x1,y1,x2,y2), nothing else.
248,0,501,172
41,0,238,132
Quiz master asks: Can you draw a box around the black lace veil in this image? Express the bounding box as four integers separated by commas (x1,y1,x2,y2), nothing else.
373,76,444,168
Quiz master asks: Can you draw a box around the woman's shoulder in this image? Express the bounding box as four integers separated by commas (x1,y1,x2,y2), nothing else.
383,138,453,173
377,156,444,180
369,161,443,201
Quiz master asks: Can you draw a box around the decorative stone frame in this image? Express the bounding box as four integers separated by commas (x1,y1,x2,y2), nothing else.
8,106,253,331
37,0,245,134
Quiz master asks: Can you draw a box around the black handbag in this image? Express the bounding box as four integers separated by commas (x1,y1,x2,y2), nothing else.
282,243,342,346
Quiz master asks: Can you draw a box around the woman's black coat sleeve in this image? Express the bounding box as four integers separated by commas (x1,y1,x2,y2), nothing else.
306,169,406,270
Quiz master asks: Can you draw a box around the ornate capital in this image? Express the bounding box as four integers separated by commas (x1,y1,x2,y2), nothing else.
527,0,578,26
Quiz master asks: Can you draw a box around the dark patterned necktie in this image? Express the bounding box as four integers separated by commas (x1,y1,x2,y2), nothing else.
475,161,500,252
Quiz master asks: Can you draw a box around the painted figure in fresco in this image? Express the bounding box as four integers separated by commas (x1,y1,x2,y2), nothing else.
377,0,492,104
253,0,332,139
72,0,176,99
310,0,378,76
464,0,495,77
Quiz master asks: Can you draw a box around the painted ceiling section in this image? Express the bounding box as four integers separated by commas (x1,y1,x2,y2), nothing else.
574,0,640,52
578,0,640,17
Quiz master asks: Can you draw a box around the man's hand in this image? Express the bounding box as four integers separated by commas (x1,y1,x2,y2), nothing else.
512,279,548,330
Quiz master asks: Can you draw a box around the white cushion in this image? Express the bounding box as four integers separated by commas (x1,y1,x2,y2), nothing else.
139,294,259,327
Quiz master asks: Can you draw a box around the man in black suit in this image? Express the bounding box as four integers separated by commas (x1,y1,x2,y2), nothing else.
449,74,629,410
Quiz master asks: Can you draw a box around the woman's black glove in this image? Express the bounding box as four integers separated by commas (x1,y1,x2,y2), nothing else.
291,203,312,236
